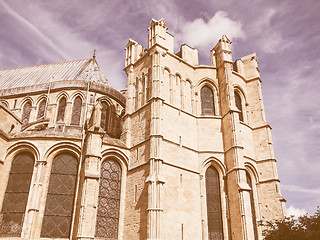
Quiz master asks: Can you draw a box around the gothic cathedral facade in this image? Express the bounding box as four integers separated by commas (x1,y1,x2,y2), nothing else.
0,19,285,240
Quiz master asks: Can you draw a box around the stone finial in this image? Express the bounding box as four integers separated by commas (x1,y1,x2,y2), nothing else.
213,34,233,66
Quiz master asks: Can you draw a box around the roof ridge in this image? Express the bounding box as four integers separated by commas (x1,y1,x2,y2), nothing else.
0,59,91,72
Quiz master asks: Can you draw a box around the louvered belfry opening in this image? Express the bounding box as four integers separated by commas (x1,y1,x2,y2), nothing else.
40,153,78,238
201,86,215,116
95,159,122,239
206,166,223,240
0,152,34,237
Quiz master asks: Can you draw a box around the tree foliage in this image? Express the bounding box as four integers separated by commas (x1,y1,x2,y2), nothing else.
263,207,320,240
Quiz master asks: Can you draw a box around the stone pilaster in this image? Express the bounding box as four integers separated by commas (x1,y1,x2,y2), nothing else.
146,48,165,240
23,160,46,239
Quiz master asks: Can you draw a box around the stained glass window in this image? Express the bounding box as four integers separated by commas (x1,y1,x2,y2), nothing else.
0,152,34,237
201,86,215,116
40,153,78,238
100,101,110,131
206,166,223,240
56,97,66,123
37,99,47,119
21,101,32,125
246,172,258,240
71,96,82,125
95,159,122,239
235,91,243,121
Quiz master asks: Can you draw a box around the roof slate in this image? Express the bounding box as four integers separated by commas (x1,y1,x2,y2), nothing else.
0,58,109,90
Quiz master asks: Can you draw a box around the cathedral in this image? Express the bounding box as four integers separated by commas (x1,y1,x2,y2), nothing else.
0,19,285,240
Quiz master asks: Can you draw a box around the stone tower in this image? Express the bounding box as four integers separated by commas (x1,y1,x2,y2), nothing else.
123,18,285,240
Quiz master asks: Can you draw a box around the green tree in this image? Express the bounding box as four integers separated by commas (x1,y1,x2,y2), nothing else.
263,207,320,240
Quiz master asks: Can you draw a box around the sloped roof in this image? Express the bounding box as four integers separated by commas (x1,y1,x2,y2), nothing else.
0,58,110,90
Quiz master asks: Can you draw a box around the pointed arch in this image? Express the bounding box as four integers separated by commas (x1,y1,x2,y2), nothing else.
21,100,32,125
40,152,78,238
56,96,67,123
246,171,258,240
100,101,111,131
234,87,247,122
37,98,47,120
201,85,215,116
95,158,122,238
205,166,224,240
71,96,82,125
0,152,35,237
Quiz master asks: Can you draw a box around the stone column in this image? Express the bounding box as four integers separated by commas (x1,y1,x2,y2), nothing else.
214,35,255,240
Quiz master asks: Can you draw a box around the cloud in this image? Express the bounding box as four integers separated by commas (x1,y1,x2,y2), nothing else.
286,205,307,218
176,11,245,52
246,7,292,53
282,184,320,195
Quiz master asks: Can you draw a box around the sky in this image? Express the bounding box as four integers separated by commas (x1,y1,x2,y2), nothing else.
0,0,319,217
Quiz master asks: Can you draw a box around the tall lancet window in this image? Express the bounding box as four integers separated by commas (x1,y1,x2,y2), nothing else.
234,91,243,121
56,97,67,123
71,96,82,125
37,99,47,119
246,172,258,240
201,86,215,116
0,152,34,237
95,159,122,239
100,101,110,131
41,153,78,238
21,101,32,125
206,166,223,240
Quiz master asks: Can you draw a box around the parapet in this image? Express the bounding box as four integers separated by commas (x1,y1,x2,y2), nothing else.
176,44,199,66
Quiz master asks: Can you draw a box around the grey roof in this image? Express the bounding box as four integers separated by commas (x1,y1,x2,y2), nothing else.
0,58,109,90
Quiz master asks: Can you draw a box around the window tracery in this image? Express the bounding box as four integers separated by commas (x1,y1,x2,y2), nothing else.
71,96,82,125
206,166,223,240
0,152,34,237
95,159,122,239
40,153,78,238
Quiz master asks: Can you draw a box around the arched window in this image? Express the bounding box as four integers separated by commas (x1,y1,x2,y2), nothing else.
21,101,32,125
37,99,47,119
71,96,82,125
246,172,258,240
101,101,110,131
0,152,34,237
201,86,215,116
41,153,78,238
206,166,223,240
234,91,243,121
56,97,67,123
95,159,122,238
